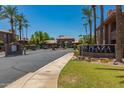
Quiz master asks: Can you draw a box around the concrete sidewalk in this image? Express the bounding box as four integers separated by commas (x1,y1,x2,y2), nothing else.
6,52,74,88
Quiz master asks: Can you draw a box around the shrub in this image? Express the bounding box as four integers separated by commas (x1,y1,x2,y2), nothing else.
74,49,80,57
99,58,112,63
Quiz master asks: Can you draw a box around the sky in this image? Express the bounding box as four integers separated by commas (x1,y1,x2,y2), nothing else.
0,5,122,39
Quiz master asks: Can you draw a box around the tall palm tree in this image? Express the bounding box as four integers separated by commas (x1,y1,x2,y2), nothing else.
92,5,97,44
24,20,30,40
115,5,124,62
1,6,18,41
82,6,93,44
100,5,104,44
16,14,25,40
83,23,88,35
13,18,18,33
2,6,18,32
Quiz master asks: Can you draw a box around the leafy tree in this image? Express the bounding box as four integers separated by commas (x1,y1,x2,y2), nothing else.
50,37,55,40
43,32,50,40
30,34,35,44
79,34,95,44
29,31,51,46
16,35,19,41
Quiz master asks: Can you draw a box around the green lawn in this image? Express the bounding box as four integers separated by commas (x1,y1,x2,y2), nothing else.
58,60,124,88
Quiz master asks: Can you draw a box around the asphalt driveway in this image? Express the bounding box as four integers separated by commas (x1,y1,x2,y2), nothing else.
0,49,71,87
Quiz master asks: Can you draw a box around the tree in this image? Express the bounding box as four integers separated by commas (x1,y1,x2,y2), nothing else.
13,18,18,33
1,6,18,41
2,6,18,32
82,6,93,44
115,5,124,62
83,23,88,35
92,5,97,44
16,35,19,41
24,20,30,40
79,34,91,44
16,14,25,40
43,32,50,40
50,37,55,40
30,34,36,44
100,5,104,44
79,34,95,44
34,31,40,45
29,31,51,45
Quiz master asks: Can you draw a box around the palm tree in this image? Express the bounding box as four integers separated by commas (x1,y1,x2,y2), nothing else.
16,14,25,40
83,23,88,35
115,5,124,62
1,6,18,41
92,5,97,44
24,20,30,40
2,6,18,32
23,19,30,39
100,5,104,44
82,6,93,44
13,18,18,33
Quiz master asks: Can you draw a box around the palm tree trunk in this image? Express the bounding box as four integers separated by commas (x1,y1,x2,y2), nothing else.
92,5,97,44
89,19,92,44
85,25,88,35
100,5,104,44
26,27,28,40
10,18,15,42
115,5,124,62
19,25,22,40
22,28,24,39
19,30,21,40
10,19,14,32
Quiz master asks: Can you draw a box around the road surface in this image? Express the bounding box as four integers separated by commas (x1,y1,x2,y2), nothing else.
0,49,71,87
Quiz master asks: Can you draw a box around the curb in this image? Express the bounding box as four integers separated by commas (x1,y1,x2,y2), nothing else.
6,52,74,88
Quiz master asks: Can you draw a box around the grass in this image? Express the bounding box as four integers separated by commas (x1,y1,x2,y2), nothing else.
58,60,124,88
